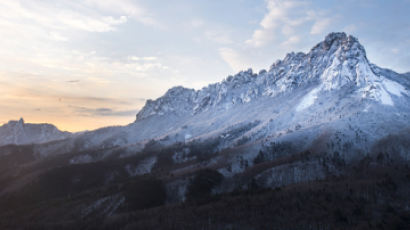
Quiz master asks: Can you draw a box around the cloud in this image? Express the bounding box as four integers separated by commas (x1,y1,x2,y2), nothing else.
246,0,336,48
343,24,357,33
128,56,158,61
246,0,308,47
246,29,275,47
218,48,250,72
0,1,129,34
49,32,69,42
391,48,399,54
190,19,205,28
310,18,333,35
67,80,80,83
3,86,145,106
205,30,234,44
70,106,139,117
281,35,301,46
84,0,159,27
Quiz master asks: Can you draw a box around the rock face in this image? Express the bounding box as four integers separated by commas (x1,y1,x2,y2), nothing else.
136,32,408,121
126,33,409,157
0,118,70,146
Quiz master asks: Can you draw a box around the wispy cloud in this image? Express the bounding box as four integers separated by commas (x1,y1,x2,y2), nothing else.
70,106,139,117
343,24,358,33
205,30,234,45
281,35,301,47
218,47,250,72
84,0,160,27
246,0,310,47
0,1,129,34
245,0,336,47
310,18,333,35
190,19,205,28
0,83,146,131
128,56,158,61
67,80,80,84
0,0,167,84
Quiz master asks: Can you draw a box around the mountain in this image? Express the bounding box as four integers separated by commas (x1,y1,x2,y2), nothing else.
31,32,409,160
0,32,409,229
0,118,71,146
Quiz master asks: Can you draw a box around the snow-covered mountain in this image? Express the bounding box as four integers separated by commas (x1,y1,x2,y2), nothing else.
42,32,409,161
137,32,409,119
0,118,70,146
1,33,410,224
3,32,409,176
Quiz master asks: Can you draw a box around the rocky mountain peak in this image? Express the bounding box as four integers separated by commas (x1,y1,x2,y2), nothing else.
310,32,367,63
135,32,406,122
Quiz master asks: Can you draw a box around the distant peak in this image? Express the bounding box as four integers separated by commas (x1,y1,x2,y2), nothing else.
6,118,25,126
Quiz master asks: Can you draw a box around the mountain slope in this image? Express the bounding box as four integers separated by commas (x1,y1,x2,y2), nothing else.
31,32,409,160
12,32,408,193
0,118,71,146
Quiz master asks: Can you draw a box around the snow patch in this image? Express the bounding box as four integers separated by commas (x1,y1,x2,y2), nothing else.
296,87,320,111
321,56,341,90
359,76,406,106
382,77,407,96
184,133,192,140
379,86,394,106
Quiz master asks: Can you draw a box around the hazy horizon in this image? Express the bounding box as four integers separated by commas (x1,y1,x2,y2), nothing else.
1,0,409,132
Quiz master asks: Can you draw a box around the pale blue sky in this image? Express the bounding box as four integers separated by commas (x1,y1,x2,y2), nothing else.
0,0,409,131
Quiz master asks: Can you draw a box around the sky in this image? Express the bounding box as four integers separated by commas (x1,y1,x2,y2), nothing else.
0,0,409,132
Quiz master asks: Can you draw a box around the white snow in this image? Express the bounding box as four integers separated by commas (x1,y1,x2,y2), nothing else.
296,87,320,111
184,134,192,140
360,77,407,106
321,55,341,90
379,86,394,106
382,77,407,96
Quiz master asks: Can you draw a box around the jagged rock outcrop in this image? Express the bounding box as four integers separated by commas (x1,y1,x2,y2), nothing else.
136,32,409,121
